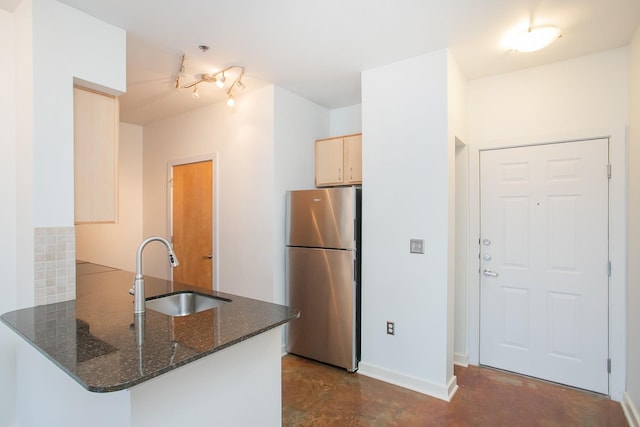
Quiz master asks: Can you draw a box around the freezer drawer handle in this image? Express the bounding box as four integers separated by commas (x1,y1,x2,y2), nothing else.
483,269,499,277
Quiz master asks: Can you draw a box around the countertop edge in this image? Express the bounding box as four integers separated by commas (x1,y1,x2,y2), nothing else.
1,267,300,393
2,312,296,393
91,318,292,393
1,316,93,391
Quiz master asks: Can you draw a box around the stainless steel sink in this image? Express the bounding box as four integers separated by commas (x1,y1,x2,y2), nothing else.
146,291,230,317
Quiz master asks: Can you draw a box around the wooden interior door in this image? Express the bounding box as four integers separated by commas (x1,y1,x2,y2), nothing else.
172,160,213,290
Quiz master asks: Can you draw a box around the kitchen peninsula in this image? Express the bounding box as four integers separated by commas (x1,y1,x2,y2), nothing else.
1,263,298,427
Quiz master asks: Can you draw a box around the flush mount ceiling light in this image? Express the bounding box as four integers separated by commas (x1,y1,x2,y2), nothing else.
174,53,246,107
506,25,562,52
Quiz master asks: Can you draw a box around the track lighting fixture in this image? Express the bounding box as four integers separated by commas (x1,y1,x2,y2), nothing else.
174,53,246,107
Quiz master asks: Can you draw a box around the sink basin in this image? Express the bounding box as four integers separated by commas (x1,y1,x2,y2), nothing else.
146,291,230,317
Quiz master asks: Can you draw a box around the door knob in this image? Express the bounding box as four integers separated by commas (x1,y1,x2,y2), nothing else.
203,253,212,259
483,269,499,277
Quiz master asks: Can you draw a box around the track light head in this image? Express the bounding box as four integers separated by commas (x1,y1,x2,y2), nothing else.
216,72,226,88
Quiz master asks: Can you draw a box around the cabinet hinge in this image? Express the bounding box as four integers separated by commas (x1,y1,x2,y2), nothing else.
607,164,612,179
607,358,612,373
608,261,612,277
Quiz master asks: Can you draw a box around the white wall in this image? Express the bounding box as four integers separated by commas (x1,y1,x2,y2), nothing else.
15,0,33,310
143,87,275,301
625,25,640,425
454,141,469,365
466,48,629,400
273,87,329,303
7,1,127,424
446,52,468,370
329,104,362,136
32,0,126,227
76,123,143,271
0,8,17,427
143,86,326,304
360,49,457,400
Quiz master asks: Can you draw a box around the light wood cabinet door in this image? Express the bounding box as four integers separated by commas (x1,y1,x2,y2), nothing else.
315,133,362,187
343,134,362,184
74,87,119,223
315,137,344,186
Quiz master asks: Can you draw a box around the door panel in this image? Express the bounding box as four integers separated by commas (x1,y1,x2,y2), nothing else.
480,139,608,394
172,161,213,290
502,287,529,349
286,188,356,250
502,197,529,267
286,247,356,371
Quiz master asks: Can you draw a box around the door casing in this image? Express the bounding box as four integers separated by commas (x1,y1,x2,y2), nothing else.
478,139,609,393
464,128,627,401
167,153,218,290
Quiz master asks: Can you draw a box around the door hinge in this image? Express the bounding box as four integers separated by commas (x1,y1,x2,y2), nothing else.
607,358,612,373
607,164,612,179
608,261,612,277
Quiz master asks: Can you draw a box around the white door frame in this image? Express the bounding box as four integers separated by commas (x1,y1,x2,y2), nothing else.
166,153,219,290
466,127,627,400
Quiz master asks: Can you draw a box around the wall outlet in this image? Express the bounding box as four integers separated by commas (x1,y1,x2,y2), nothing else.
386,321,395,335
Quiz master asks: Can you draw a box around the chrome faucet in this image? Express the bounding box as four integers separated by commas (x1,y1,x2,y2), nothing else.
129,236,180,314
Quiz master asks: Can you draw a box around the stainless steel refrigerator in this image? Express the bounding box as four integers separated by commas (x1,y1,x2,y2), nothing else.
285,187,361,372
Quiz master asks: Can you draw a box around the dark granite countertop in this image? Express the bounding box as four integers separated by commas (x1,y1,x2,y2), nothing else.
1,265,298,392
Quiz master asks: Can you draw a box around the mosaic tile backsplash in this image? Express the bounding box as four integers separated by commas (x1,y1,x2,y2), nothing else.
34,227,76,306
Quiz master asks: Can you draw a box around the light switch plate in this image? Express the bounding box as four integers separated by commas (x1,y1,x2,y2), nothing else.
410,239,425,254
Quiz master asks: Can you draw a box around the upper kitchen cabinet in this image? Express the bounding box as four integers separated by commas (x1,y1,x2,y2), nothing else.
315,134,362,187
73,86,119,224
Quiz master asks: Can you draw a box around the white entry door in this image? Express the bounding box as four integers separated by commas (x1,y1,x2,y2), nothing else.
479,139,609,394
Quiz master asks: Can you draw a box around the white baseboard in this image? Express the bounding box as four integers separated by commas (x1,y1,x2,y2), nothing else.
454,352,468,367
622,392,640,427
281,345,287,357
358,362,458,402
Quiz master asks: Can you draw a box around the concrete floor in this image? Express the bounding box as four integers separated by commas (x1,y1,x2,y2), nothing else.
282,354,627,426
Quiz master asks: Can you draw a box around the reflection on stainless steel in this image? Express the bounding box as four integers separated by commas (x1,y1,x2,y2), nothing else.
169,341,180,365
286,188,356,250
285,187,361,372
133,313,145,375
146,291,230,317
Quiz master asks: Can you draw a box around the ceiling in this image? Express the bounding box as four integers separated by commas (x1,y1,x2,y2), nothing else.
50,0,639,125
